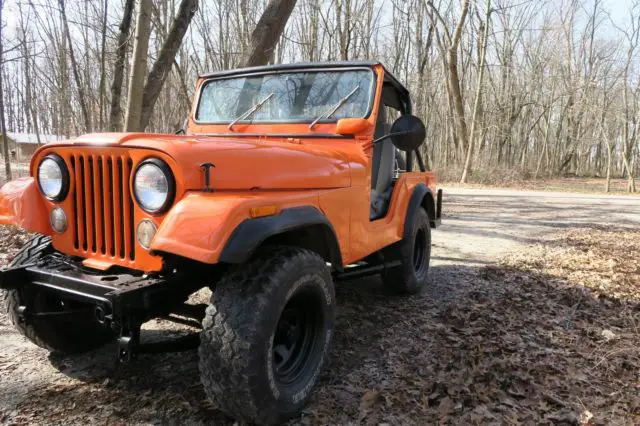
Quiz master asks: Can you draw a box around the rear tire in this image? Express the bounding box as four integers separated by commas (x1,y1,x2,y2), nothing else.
198,246,335,425
2,235,113,354
382,208,431,294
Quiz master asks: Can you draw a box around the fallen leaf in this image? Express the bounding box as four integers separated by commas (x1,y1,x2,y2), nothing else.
360,389,379,409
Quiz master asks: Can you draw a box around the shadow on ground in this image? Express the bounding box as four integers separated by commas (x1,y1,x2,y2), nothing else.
6,258,638,425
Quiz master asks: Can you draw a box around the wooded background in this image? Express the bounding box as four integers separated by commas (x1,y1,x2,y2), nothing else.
0,0,639,189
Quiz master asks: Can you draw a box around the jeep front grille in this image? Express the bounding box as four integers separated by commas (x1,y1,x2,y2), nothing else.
70,154,136,261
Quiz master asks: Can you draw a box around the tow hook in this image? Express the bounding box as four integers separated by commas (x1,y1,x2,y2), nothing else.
117,319,141,363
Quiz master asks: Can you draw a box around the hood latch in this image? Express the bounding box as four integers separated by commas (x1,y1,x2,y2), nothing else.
200,163,215,192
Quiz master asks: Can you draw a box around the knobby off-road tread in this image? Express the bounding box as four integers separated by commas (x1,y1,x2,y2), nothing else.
3,235,58,350
199,246,335,425
2,235,112,353
382,207,431,294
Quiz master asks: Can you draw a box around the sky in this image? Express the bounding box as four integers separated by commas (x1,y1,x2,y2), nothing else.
1,0,639,50
604,0,634,35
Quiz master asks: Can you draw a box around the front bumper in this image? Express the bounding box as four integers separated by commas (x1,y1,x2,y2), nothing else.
0,254,203,361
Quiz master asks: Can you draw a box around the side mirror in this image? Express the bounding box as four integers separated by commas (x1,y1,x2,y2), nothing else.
389,115,426,151
336,118,370,135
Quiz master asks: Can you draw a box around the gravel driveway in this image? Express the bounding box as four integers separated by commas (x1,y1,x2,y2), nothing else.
435,188,640,265
1,188,639,425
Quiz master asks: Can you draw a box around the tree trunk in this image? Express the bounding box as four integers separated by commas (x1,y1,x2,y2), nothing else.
98,0,108,130
124,0,153,132
447,0,470,155
605,140,612,193
622,153,636,192
0,0,11,181
18,5,42,145
138,0,199,130
460,0,491,183
108,0,135,132
243,0,297,66
59,0,91,132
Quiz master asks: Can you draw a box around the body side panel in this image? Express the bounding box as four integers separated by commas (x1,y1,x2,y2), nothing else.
347,172,437,264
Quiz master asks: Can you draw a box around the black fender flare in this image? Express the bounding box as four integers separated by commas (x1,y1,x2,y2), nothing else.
404,184,438,235
219,206,343,270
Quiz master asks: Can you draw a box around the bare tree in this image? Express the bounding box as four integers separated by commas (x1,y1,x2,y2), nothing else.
243,0,297,66
59,0,91,132
0,0,638,189
460,0,492,183
124,0,153,132
0,0,11,180
139,0,199,130
108,0,135,131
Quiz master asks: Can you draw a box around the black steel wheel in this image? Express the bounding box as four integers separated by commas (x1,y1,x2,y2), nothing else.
199,246,335,425
273,290,324,385
2,235,114,354
381,208,431,294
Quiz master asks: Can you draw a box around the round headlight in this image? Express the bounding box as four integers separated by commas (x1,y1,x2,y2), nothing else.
38,155,69,201
133,158,175,214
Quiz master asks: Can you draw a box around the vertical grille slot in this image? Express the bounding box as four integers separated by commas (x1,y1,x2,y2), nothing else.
103,156,114,256
71,152,135,262
79,156,88,251
87,157,96,252
96,157,105,254
127,158,136,261
117,157,125,258
71,156,78,249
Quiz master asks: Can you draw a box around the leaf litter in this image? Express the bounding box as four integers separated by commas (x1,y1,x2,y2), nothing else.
0,224,638,425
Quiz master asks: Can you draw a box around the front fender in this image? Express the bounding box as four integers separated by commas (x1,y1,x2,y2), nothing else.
151,191,320,264
0,178,50,234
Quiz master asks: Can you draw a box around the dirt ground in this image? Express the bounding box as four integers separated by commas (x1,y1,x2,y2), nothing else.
1,188,639,425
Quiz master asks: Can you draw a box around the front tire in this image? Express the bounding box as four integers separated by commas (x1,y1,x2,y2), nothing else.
2,235,113,354
198,246,335,425
382,208,431,294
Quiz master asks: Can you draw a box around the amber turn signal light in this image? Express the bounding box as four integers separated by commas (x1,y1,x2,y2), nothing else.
249,205,278,218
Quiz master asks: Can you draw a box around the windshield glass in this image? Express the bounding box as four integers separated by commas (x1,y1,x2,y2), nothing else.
196,69,375,124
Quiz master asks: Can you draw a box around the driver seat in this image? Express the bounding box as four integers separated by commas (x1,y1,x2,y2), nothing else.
370,107,396,220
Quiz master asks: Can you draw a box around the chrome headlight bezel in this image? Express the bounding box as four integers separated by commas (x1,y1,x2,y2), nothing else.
132,158,175,214
37,154,69,202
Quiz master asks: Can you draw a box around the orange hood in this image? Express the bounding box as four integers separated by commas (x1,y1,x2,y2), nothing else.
39,132,353,190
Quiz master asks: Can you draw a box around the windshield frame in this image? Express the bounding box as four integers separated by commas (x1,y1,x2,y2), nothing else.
192,66,377,126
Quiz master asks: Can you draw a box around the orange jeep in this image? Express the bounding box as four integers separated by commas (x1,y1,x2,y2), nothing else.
0,61,441,424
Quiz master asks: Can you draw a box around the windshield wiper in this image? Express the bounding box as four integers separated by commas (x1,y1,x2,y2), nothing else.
309,85,360,130
228,92,274,130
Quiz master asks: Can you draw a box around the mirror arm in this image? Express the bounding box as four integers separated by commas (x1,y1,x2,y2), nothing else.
371,131,408,146
414,149,426,172
406,151,414,172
